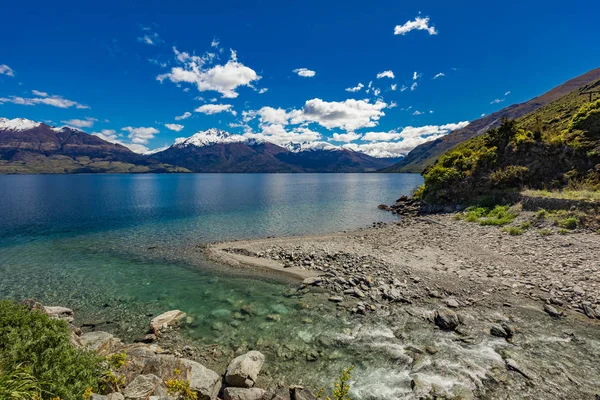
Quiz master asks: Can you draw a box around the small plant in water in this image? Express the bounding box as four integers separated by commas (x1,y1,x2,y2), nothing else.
316,366,354,400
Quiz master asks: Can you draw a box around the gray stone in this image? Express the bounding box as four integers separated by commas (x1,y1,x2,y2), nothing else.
44,306,74,323
107,393,125,400
91,394,107,400
328,296,344,303
141,355,220,400
434,308,460,330
294,388,317,400
123,374,168,400
80,331,122,355
490,324,508,338
444,298,460,308
150,310,187,335
224,387,267,400
271,388,291,400
544,304,562,318
582,304,597,319
302,277,323,286
505,359,536,380
226,351,265,388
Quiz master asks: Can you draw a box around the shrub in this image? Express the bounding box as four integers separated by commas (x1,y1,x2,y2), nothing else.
489,165,529,187
558,216,578,230
503,226,523,236
0,363,42,400
317,366,354,400
0,300,102,400
539,228,552,236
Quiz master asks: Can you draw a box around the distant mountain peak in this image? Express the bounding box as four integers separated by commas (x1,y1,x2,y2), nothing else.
282,141,339,153
0,117,42,131
174,128,249,148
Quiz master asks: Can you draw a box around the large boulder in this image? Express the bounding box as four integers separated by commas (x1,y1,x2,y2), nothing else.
80,331,122,355
141,355,220,400
44,306,74,323
225,351,265,388
150,310,187,335
123,374,168,400
224,387,267,400
434,308,460,331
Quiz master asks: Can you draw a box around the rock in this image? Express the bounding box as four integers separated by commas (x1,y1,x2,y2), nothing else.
544,304,562,318
91,395,107,400
294,388,317,400
224,387,267,400
80,331,122,356
410,377,431,397
226,351,265,388
44,306,74,323
141,355,220,400
271,388,291,400
505,358,536,380
328,296,344,303
444,298,459,308
582,304,597,319
123,374,168,400
490,324,508,338
434,308,460,331
107,393,125,400
377,204,390,211
302,277,323,286
150,310,187,335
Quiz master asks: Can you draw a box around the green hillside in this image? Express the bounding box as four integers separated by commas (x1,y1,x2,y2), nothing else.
417,79,600,205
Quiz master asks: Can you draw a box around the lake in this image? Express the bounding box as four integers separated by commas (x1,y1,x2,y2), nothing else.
0,173,423,397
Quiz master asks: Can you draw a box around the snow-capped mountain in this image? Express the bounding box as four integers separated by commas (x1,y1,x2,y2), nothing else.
0,117,42,131
173,128,249,148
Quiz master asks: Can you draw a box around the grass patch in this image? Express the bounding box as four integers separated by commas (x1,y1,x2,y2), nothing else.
539,228,553,236
503,226,523,236
0,300,102,400
460,205,517,226
523,189,600,201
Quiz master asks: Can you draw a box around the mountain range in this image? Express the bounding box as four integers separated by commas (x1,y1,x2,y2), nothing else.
382,67,600,173
0,121,399,174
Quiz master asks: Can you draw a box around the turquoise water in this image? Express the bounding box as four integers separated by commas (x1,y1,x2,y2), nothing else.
0,173,423,395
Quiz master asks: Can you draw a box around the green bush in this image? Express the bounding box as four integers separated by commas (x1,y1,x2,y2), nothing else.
459,205,517,226
0,300,102,400
558,216,579,230
503,226,523,236
0,363,42,400
489,165,529,187
569,99,600,136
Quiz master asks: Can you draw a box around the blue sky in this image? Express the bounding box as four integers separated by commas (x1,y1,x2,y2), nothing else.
1,0,599,156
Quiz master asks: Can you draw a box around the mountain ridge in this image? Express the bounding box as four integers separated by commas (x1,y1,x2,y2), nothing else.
382,67,600,173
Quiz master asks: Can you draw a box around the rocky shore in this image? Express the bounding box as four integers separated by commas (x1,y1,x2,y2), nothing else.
35,303,320,400
203,211,600,399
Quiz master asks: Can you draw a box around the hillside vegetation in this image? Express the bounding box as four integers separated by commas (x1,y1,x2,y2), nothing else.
417,79,600,205
384,67,600,173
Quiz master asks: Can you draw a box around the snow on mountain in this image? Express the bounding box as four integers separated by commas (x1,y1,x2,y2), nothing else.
282,141,339,152
173,128,249,148
0,117,42,131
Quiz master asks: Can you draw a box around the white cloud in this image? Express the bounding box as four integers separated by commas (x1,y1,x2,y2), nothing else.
394,16,438,36
0,64,15,77
195,103,237,116
165,123,184,132
390,84,397,91
121,126,159,144
137,31,162,46
373,88,381,97
376,70,395,79
289,98,388,131
61,118,97,128
504,90,511,96
433,72,445,79
400,85,408,92
31,90,48,97
258,88,269,94
158,47,261,98
92,129,120,142
293,68,316,78
345,83,364,92
490,98,504,104
481,113,486,117
347,121,469,157
0,92,89,109
412,110,423,115
258,106,289,124
413,71,421,80
330,132,362,142
244,124,322,145
175,111,192,120
211,38,220,48
410,82,418,91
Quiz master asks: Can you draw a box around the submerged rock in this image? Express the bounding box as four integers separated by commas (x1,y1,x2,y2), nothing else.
434,308,460,331
544,304,562,318
150,310,187,335
44,306,74,323
226,351,265,388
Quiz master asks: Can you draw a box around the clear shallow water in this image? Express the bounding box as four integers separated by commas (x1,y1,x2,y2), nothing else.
0,173,424,396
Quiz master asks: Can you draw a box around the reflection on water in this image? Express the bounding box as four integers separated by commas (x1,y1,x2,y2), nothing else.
0,173,424,397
